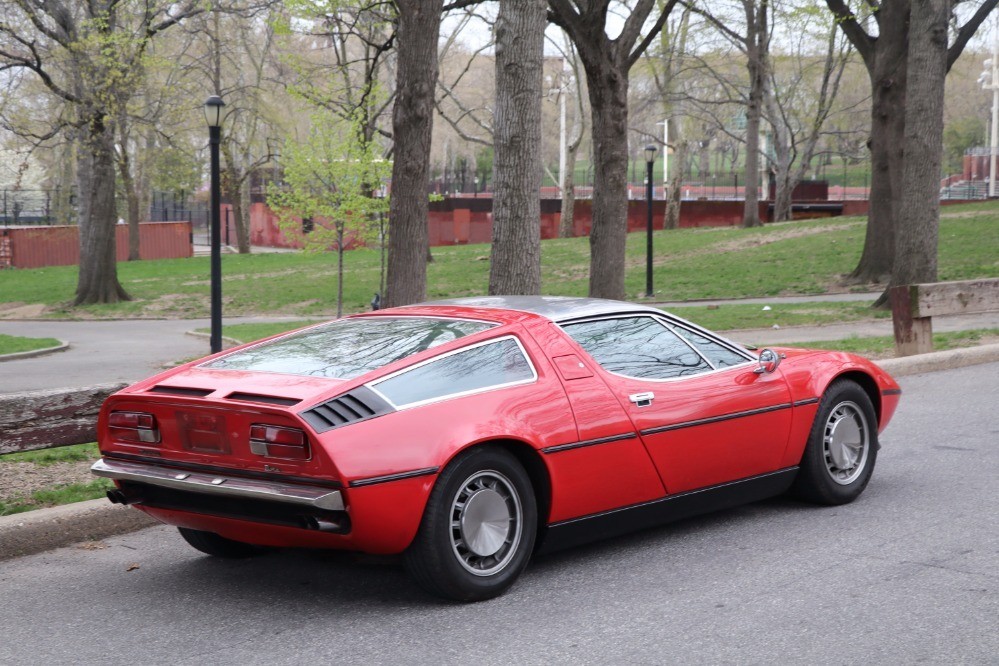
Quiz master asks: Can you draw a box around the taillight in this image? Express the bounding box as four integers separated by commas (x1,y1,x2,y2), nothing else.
108,411,160,444
249,424,310,460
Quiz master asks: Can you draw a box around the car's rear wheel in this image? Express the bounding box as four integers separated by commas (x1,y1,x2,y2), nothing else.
404,447,537,602
177,527,262,558
792,379,878,505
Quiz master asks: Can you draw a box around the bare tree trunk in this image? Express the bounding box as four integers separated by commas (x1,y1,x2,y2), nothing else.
853,61,906,284
558,156,578,238
742,0,768,228
826,0,907,285
587,71,631,299
489,0,544,295
384,0,444,308
122,164,141,260
764,58,793,222
892,0,948,289
336,226,345,318
221,143,250,254
74,116,129,305
558,44,586,239
666,133,687,230
116,118,142,260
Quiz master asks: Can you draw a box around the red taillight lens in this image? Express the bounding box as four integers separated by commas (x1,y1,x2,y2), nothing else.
108,411,160,443
249,424,310,460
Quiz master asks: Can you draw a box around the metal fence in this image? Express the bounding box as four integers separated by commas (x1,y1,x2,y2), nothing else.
0,189,73,226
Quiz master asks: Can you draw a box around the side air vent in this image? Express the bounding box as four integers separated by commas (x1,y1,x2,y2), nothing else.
148,386,213,398
301,386,394,434
226,392,301,407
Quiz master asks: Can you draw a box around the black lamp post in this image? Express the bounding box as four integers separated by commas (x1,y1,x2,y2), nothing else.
204,95,225,354
644,144,657,298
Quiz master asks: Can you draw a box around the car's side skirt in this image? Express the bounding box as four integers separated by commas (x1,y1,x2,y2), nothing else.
538,467,798,554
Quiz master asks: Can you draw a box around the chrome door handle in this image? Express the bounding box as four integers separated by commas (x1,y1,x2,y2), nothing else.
629,392,655,407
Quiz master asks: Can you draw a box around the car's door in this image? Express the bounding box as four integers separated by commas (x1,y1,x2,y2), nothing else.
560,315,793,495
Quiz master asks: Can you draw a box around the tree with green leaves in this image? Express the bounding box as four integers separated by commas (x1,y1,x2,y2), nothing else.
268,112,391,317
0,0,206,304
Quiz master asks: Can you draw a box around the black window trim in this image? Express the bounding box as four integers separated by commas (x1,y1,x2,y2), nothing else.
559,313,755,383
365,334,539,410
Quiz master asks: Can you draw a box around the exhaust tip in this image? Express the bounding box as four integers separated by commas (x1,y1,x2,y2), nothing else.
106,489,129,505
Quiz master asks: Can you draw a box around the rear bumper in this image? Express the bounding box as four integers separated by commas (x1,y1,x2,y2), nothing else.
91,456,435,554
91,458,344,512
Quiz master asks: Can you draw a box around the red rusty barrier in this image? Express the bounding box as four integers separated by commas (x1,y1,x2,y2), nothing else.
2,221,192,269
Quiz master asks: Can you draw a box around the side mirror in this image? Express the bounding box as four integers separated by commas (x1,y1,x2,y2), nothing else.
754,348,782,375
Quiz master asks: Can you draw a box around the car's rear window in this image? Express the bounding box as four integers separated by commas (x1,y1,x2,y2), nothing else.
201,317,496,379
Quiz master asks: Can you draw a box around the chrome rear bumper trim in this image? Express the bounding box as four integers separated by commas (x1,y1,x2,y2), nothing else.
91,458,344,511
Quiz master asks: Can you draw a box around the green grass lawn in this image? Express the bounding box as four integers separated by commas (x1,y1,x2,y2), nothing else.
0,442,102,465
0,333,61,355
1,201,997,320
0,480,113,516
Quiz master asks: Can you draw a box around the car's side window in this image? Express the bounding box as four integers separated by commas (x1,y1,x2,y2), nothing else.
370,336,536,409
673,326,750,368
563,317,712,380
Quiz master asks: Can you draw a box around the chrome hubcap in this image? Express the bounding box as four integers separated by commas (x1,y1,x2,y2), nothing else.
450,470,522,576
823,400,869,485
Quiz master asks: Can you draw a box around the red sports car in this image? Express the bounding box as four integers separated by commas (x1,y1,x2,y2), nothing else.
92,297,900,601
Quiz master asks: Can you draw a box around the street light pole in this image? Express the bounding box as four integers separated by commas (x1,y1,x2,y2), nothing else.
644,145,657,298
204,95,225,354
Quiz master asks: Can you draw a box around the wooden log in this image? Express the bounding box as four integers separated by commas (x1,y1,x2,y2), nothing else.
891,285,933,356
914,278,999,317
0,383,127,454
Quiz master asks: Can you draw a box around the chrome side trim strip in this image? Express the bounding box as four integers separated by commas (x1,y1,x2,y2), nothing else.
91,458,344,511
881,388,902,396
640,403,793,436
792,397,820,407
348,467,439,488
541,432,638,454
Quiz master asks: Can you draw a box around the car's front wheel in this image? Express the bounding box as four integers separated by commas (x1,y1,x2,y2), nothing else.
792,379,879,505
177,527,263,558
404,447,537,602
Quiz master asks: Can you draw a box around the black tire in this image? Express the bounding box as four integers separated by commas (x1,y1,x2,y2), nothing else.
404,447,537,602
791,379,879,505
177,527,262,558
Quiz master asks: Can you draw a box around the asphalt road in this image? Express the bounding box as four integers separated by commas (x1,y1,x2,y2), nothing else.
0,317,297,393
1,363,997,665
4,310,999,393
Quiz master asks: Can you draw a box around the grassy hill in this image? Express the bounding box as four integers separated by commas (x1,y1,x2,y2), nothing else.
1,201,996,320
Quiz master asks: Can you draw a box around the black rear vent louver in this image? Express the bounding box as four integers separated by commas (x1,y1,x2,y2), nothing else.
148,386,213,398
301,386,394,434
226,392,301,407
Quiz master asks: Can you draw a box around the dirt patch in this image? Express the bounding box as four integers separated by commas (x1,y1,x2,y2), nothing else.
0,460,95,502
708,221,862,254
0,303,49,319
939,210,992,220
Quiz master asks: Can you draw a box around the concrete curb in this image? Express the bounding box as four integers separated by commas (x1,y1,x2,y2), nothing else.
876,341,999,377
0,341,69,363
0,498,157,561
184,329,243,347
2,342,997,562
